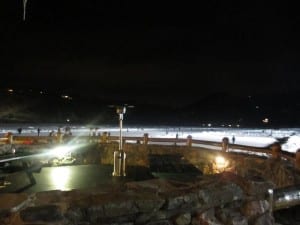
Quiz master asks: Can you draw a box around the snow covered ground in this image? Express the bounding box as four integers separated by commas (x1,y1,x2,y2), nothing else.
0,124,300,153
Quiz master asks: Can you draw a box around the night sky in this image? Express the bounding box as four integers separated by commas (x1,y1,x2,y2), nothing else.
1,1,300,106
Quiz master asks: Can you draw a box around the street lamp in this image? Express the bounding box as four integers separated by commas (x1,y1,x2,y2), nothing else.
111,105,133,177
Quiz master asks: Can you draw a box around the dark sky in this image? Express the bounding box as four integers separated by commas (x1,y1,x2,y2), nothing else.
1,0,300,105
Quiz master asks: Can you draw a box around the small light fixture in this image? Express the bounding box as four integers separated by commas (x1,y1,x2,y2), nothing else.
215,155,228,170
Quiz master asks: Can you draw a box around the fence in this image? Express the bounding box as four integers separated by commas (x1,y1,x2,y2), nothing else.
1,132,299,169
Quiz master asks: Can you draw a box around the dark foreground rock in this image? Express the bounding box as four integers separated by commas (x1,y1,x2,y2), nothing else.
1,142,300,225
0,172,279,225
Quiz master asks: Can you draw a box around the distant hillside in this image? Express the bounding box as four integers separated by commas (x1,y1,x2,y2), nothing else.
180,92,300,127
0,88,299,127
0,89,111,124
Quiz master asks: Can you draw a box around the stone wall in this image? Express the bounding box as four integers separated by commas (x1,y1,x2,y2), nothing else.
0,173,275,225
98,143,300,187
1,142,300,225
99,143,223,170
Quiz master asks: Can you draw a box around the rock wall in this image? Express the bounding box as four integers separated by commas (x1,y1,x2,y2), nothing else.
1,143,299,225
0,173,275,225
99,143,223,170
99,143,299,187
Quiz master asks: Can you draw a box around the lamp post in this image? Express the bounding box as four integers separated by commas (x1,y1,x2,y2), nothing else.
112,106,127,177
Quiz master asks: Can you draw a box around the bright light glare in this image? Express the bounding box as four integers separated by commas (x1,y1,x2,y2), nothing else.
50,167,71,190
215,156,228,169
50,145,76,158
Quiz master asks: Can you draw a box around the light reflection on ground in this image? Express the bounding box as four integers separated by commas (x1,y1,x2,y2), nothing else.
0,164,152,193
50,166,71,191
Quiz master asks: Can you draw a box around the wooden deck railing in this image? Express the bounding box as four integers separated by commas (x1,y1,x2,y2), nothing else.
0,133,299,168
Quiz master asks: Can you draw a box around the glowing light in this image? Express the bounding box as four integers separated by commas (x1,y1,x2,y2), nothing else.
262,118,269,124
46,143,86,160
50,167,71,190
8,89,14,93
61,95,73,100
215,156,228,169
50,145,76,158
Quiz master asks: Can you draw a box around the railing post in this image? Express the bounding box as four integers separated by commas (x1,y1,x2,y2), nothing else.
8,133,13,145
221,137,229,152
5,132,14,145
143,133,149,145
271,142,281,160
295,149,300,170
187,135,192,147
101,132,108,143
56,128,63,143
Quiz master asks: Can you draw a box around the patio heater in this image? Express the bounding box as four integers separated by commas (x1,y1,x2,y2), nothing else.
112,106,127,177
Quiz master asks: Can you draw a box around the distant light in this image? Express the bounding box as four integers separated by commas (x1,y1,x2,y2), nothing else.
262,118,269,124
40,91,44,94
66,118,70,122
61,95,72,100
236,124,240,128
256,106,260,109
228,124,232,127
208,123,211,127
8,89,14,93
